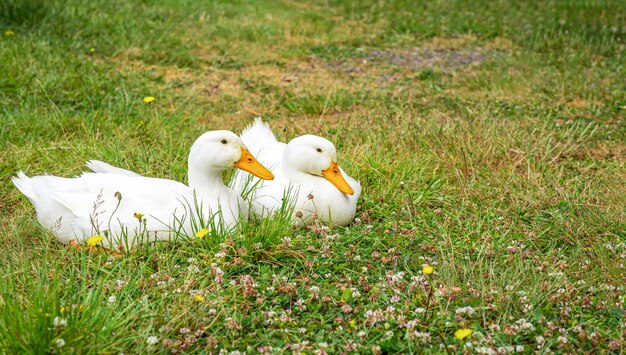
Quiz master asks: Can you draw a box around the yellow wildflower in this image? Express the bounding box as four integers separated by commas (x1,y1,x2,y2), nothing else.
143,96,155,103
195,228,209,239
422,265,434,275
194,295,206,302
454,328,472,340
133,212,144,220
4,30,15,36
86,235,105,246
89,47,95,53
349,319,356,328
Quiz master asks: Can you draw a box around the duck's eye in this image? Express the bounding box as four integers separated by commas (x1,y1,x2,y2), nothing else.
221,139,228,144
316,148,322,153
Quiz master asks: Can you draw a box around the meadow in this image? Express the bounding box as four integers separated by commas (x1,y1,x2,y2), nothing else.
1,0,625,353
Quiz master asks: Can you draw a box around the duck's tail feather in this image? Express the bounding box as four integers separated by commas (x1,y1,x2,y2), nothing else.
86,160,141,177
12,171,36,200
240,117,278,155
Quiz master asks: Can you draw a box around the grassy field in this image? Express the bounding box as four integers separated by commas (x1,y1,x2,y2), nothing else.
1,0,625,353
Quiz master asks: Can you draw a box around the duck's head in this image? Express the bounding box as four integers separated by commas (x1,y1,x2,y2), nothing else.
189,130,274,180
284,135,354,195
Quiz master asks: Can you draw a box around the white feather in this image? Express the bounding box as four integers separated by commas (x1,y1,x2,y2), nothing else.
86,160,141,177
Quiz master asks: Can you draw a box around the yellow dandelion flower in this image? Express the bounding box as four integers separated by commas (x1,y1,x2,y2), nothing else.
143,96,155,103
454,328,472,340
194,295,206,302
86,235,105,247
5,30,15,36
422,265,434,275
195,228,209,239
133,212,144,220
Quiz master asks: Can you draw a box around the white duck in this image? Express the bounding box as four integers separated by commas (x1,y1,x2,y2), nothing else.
12,131,274,249
231,118,361,226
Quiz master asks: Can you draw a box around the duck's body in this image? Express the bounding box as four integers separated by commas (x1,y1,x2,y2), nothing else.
13,172,244,247
13,131,273,248
232,118,361,226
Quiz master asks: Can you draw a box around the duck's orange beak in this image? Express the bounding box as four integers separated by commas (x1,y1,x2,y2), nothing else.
234,147,274,180
321,161,354,195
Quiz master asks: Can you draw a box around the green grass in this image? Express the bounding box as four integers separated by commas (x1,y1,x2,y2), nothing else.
1,0,625,352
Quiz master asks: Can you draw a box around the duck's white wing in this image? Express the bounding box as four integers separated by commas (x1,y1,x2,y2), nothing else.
86,160,142,177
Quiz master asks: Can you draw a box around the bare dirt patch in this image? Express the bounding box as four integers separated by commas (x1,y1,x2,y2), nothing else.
367,47,498,69
326,36,513,76
563,144,626,162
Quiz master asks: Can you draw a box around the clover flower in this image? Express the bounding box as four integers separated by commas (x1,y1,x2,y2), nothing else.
146,336,159,345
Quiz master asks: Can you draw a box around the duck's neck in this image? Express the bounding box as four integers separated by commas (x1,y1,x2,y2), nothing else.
188,166,227,197
281,159,316,184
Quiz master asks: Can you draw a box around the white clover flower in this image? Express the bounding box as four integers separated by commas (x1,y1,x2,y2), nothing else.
55,338,65,348
412,331,431,342
488,324,501,331
146,336,158,345
53,316,68,328
455,306,475,317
